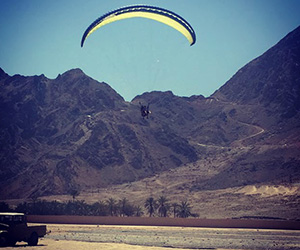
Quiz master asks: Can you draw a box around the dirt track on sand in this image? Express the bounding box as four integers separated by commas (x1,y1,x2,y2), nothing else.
8,238,193,250
6,224,300,250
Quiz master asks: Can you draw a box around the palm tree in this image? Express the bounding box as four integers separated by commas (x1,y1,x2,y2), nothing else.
119,198,128,217
134,205,144,217
144,197,156,217
70,189,80,201
177,201,192,218
91,201,108,216
0,202,10,212
157,196,169,217
118,198,135,217
171,202,179,218
106,198,117,216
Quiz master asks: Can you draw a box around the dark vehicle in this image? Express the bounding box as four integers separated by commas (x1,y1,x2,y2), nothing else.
0,212,47,247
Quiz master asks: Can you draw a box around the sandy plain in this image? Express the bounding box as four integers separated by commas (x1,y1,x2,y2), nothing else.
5,223,300,250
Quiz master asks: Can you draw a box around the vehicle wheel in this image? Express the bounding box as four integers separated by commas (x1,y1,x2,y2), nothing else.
27,232,38,246
7,238,16,247
0,233,8,247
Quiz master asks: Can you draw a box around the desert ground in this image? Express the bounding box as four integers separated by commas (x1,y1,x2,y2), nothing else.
6,224,300,250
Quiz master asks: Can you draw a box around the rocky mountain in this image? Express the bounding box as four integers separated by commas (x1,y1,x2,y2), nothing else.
0,69,199,199
213,26,300,142
0,26,299,219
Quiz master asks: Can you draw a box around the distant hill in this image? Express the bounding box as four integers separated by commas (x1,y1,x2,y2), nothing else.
0,26,299,219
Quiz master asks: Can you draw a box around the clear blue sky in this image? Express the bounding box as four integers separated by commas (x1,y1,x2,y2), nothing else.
1,0,299,101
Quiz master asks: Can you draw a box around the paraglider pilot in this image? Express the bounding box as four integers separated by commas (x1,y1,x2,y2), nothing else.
139,102,151,119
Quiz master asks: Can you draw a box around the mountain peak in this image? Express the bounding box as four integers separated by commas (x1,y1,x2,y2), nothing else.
65,68,85,74
59,68,86,78
0,67,8,79
212,26,300,118
279,25,300,47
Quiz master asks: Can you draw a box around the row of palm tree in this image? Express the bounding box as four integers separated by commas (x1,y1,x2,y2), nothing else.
13,199,142,217
144,196,197,218
1,196,197,218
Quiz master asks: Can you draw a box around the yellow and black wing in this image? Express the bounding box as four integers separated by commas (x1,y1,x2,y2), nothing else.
81,5,196,47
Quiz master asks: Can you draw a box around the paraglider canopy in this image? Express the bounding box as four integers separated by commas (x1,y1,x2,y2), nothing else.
81,5,196,47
